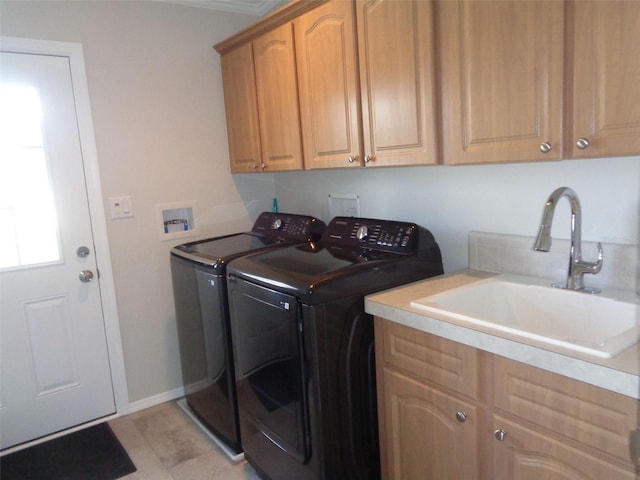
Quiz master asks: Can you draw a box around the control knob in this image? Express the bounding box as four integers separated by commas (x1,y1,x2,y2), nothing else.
272,218,283,230
356,225,369,241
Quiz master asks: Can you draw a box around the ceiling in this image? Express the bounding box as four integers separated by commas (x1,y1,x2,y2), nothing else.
161,0,290,16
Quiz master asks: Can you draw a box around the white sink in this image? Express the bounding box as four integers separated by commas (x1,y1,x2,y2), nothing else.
410,275,640,358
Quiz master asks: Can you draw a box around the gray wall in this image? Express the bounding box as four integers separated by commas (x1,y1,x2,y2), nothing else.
273,156,640,275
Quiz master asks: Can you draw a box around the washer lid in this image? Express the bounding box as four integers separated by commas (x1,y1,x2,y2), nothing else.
171,233,279,267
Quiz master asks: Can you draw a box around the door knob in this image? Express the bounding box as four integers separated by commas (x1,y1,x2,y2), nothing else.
77,246,90,257
79,270,94,283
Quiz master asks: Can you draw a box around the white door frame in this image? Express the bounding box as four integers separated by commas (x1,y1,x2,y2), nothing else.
0,36,129,427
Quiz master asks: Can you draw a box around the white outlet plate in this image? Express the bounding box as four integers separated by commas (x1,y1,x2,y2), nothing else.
109,196,133,219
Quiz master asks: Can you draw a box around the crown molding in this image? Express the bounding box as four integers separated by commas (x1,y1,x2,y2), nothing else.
160,0,289,17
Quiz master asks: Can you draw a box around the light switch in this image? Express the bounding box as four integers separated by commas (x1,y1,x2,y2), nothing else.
109,196,133,219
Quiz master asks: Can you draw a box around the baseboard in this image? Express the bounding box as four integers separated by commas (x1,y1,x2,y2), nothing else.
127,386,185,414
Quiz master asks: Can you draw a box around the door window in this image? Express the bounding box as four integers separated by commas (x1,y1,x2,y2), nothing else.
0,84,61,270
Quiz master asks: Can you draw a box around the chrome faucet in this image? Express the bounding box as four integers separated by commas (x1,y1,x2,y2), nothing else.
533,187,603,293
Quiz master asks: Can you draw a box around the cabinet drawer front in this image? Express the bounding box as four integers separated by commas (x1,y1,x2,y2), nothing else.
383,369,480,480
494,357,638,465
493,415,637,480
380,320,478,399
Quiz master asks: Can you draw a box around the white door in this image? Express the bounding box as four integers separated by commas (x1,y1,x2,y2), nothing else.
0,51,115,450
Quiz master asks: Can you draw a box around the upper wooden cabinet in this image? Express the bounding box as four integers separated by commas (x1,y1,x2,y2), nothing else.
295,0,439,169
569,1,640,158
357,0,439,168
438,0,565,165
216,0,639,171
294,1,361,170
220,23,303,173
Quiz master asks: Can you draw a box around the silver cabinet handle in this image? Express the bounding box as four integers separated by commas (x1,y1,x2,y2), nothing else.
456,411,467,423
539,142,552,153
494,429,507,441
576,138,590,150
348,156,357,163
79,270,94,283
364,155,372,163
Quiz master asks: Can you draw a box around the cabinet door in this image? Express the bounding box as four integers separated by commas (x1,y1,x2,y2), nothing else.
493,356,639,466
295,0,361,170
381,369,480,480
493,416,637,480
570,1,640,158
253,23,303,172
438,1,564,164
220,43,262,173
357,0,438,167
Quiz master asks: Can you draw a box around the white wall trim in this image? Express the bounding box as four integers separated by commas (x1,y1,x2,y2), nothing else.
0,36,130,415
127,386,186,414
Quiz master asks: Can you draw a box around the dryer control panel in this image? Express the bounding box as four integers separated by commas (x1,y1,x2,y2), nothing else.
325,217,419,253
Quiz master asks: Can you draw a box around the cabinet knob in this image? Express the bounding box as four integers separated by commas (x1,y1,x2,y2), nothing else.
576,138,590,150
364,155,372,163
348,156,357,163
494,429,507,441
455,411,467,423
539,142,552,153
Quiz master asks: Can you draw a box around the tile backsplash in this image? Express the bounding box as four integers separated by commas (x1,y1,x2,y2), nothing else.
469,232,639,294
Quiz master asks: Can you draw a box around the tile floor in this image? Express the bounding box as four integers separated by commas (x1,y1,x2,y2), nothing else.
109,401,261,480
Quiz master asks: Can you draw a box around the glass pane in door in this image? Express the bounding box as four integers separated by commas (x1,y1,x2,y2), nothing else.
0,84,61,270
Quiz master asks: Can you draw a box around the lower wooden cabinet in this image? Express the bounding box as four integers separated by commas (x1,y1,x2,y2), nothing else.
375,317,639,480
382,369,480,480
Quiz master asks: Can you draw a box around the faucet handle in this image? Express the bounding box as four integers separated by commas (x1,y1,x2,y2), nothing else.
592,242,604,274
571,242,603,293
575,242,603,274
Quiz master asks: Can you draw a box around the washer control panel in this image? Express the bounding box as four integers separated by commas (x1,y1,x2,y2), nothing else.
252,212,325,242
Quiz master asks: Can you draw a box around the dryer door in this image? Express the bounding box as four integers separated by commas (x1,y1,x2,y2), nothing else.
228,278,310,464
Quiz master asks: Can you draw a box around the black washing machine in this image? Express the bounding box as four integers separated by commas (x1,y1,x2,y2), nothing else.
226,216,444,479
170,212,325,456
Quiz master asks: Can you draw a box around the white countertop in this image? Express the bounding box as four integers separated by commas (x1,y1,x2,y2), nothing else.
365,269,640,400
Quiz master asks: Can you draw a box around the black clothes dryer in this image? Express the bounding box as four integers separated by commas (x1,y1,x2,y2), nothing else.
170,212,325,456
226,216,444,479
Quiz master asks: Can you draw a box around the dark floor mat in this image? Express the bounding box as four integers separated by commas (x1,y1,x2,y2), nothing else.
0,423,136,480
